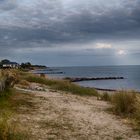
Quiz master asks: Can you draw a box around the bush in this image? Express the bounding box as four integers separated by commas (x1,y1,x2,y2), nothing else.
111,91,136,115
0,70,19,92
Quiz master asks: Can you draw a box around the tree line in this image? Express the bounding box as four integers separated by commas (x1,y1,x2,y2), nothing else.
0,59,46,69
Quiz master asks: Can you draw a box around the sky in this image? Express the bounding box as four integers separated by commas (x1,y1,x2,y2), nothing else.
0,0,140,66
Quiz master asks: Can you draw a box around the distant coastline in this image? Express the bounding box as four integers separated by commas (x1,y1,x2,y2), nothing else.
32,65,140,91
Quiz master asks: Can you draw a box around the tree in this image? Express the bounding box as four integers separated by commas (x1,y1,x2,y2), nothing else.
0,59,10,68
1,59,10,64
20,62,32,69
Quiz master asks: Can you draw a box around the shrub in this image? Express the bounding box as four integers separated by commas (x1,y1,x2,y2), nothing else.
111,91,136,115
0,70,19,92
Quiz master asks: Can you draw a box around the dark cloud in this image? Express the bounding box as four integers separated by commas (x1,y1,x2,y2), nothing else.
0,0,17,11
0,0,140,65
0,0,140,43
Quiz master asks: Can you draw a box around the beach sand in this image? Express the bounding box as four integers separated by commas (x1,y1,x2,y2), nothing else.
15,84,140,140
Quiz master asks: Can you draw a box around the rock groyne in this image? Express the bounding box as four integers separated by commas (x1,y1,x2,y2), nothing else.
65,77,124,82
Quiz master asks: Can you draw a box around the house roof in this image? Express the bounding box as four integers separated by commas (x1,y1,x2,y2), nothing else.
3,62,19,65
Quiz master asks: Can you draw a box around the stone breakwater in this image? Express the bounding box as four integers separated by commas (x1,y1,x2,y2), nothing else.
64,77,124,82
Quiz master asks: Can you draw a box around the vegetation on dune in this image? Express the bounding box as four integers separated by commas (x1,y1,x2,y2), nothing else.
0,89,29,140
111,91,136,115
100,90,140,132
18,70,140,133
0,69,19,92
23,75,98,96
0,70,29,140
100,92,111,101
18,70,140,121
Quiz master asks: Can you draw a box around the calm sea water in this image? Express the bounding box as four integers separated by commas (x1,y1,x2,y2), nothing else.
35,65,140,91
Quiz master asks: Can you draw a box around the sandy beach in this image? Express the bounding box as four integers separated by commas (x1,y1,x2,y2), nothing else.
15,83,140,140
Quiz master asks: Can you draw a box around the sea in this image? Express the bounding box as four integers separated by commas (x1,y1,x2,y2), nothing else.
34,65,140,91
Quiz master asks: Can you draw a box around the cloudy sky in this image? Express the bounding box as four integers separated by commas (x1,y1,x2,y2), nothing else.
0,0,140,66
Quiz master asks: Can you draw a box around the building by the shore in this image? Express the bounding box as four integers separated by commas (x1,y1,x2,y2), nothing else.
2,62,20,69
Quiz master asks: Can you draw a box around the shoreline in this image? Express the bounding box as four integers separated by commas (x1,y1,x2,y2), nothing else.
32,72,140,93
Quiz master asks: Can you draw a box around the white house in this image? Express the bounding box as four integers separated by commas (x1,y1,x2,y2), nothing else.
2,62,20,69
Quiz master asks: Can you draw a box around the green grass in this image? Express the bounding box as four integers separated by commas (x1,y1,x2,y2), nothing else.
23,75,98,96
0,89,29,140
0,89,13,111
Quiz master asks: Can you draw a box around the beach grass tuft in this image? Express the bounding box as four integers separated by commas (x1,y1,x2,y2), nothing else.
100,92,111,101
111,91,136,115
104,90,140,133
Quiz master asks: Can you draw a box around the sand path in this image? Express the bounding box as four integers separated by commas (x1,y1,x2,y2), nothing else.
15,87,140,140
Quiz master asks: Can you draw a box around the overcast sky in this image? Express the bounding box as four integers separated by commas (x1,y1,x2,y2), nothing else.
0,0,140,66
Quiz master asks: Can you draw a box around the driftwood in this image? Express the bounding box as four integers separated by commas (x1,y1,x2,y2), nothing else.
64,77,124,82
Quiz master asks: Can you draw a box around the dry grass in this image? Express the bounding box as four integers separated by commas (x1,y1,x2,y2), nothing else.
134,95,140,121
0,69,19,92
100,90,140,133
111,91,136,115
0,114,29,140
1,69,98,96
100,92,111,101
22,75,98,96
0,89,31,140
17,80,30,89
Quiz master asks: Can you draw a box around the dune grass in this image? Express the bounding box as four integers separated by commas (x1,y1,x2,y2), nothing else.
111,91,136,115
23,75,98,96
99,90,140,132
100,92,111,101
0,89,29,140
